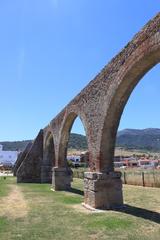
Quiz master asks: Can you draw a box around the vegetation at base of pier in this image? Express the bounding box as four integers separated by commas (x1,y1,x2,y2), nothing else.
0,177,159,240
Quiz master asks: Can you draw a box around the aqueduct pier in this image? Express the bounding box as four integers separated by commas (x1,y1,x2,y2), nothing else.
15,13,160,209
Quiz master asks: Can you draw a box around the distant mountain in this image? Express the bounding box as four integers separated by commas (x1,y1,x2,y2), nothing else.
68,133,87,150
116,128,160,151
0,134,87,166
71,128,160,151
2,128,160,153
0,133,87,152
0,140,32,151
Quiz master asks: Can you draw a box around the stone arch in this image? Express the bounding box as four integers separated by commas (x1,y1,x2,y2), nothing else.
41,130,55,183
17,13,160,209
57,111,89,167
100,34,160,172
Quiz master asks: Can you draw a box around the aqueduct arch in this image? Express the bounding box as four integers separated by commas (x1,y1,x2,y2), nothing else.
100,35,160,172
41,130,55,183
52,111,90,191
16,13,160,209
57,112,88,167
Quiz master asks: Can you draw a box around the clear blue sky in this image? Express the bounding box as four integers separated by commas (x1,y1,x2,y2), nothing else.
0,0,160,141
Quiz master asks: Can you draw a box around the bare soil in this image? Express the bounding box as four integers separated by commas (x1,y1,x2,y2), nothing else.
0,184,28,219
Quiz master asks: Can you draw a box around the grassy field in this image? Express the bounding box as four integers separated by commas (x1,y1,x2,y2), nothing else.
68,147,160,157
0,176,10,197
0,177,160,240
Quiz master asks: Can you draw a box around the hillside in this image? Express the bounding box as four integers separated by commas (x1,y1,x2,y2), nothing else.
116,128,160,151
0,140,32,151
68,133,87,150
71,128,160,151
2,128,160,152
0,133,87,151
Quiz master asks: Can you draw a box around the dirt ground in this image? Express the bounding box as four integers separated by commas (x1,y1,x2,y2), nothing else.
0,185,28,219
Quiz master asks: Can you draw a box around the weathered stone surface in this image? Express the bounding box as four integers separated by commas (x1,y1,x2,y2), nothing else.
84,172,123,209
16,130,43,183
41,166,53,183
52,167,73,190
41,131,55,183
17,13,160,209
42,13,160,173
84,172,98,180
13,142,32,176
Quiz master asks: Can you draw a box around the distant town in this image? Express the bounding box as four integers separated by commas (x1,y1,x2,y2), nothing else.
1,129,160,172
67,149,160,170
0,144,19,171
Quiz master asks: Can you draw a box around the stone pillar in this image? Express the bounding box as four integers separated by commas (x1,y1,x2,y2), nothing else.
52,167,73,191
41,165,52,183
84,171,123,210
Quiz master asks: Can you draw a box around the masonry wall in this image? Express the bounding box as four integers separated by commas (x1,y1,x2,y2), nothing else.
16,13,160,178
16,130,43,183
43,13,160,172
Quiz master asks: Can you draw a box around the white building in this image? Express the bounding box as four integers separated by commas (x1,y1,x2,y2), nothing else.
67,155,81,162
0,144,18,166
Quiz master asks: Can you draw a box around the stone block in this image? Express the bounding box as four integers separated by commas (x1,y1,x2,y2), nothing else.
84,171,123,209
84,172,98,180
41,165,52,183
52,167,72,191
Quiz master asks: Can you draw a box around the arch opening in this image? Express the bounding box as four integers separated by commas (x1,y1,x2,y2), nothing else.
41,132,55,183
114,64,160,174
67,116,88,170
100,48,160,172
58,113,88,169
58,113,89,192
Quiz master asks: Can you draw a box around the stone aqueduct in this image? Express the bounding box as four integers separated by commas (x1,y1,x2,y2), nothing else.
15,13,160,209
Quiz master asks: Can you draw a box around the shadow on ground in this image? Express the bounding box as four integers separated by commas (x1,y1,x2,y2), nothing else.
69,187,84,196
117,204,160,224
67,188,160,224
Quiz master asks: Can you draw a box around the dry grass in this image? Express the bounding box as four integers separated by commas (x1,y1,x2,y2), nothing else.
0,177,160,240
0,184,28,219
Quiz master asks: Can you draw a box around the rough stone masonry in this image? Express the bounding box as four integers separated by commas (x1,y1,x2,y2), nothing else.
15,13,160,209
